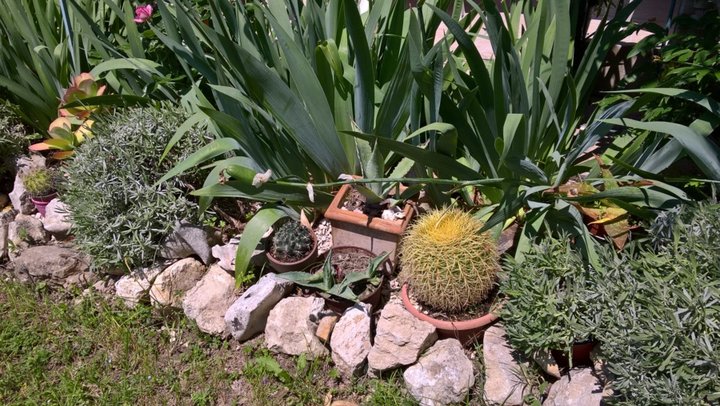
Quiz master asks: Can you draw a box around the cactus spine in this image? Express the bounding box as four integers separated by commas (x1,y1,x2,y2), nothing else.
271,220,315,262
400,208,499,312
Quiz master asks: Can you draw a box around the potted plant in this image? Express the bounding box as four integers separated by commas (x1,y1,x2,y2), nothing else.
324,178,416,268
398,208,501,345
278,248,391,313
20,166,57,216
266,219,319,273
499,236,601,369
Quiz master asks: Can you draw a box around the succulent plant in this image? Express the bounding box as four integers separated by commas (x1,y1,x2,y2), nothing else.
270,220,315,262
20,167,56,198
399,208,500,312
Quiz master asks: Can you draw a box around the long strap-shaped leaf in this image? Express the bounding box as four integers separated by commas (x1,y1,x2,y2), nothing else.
604,118,720,181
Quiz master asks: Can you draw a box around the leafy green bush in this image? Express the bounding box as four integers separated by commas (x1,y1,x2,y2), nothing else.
629,11,720,125
62,107,210,272
499,237,601,361
595,203,720,405
0,103,27,176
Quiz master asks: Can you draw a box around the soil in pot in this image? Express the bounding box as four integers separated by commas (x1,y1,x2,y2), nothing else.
309,246,390,314
400,283,500,345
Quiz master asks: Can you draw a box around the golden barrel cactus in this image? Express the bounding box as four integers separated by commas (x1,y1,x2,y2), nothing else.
399,208,500,312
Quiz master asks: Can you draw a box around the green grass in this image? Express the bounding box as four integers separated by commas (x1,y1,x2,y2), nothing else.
0,277,416,405
0,279,242,405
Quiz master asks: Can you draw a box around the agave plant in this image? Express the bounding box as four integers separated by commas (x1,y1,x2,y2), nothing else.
349,0,691,266
153,0,471,284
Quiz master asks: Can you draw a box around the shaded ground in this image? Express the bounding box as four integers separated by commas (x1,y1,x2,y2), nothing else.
0,266,418,405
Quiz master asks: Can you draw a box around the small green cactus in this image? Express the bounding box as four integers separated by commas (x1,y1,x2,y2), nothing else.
20,167,56,198
399,208,500,312
271,220,315,262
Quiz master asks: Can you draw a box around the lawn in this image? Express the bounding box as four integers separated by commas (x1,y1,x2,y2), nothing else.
0,272,418,405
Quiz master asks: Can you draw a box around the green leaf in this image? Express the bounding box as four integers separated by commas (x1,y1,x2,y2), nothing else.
156,138,242,185
89,58,162,77
234,207,289,287
604,118,720,180
344,0,374,133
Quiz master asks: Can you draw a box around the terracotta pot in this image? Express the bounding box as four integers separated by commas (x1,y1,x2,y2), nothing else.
317,246,391,313
323,183,415,268
266,225,319,273
551,340,597,368
30,192,57,217
400,284,499,346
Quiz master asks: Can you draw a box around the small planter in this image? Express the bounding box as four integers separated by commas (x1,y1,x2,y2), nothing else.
30,192,57,217
266,225,319,273
319,246,390,313
400,283,499,346
324,183,415,267
551,340,597,369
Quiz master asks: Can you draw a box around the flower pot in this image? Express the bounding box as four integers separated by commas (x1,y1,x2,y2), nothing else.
400,283,499,346
266,225,319,273
313,246,391,314
551,340,596,369
324,183,415,268
30,192,57,217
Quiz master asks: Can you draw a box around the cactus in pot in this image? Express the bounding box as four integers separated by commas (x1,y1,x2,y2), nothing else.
267,219,318,272
21,167,56,199
20,166,58,216
400,208,500,313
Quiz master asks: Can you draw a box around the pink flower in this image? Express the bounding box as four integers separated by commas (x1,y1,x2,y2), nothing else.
133,4,153,24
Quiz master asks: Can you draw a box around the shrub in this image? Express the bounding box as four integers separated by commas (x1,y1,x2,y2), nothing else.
595,203,720,405
399,208,499,313
499,237,601,361
0,103,27,180
62,107,210,272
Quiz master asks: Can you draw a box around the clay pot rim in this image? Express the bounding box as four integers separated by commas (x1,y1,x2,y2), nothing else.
400,283,499,331
323,182,415,235
29,191,58,202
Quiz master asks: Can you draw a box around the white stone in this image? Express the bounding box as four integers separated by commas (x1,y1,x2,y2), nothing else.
533,350,561,379
9,155,45,215
483,325,528,406
330,303,372,377
211,238,239,271
0,209,14,259
42,198,72,239
8,214,49,245
115,264,166,308
404,339,475,406
544,368,608,406
265,296,328,358
149,258,206,308
13,245,95,288
367,302,437,374
224,273,293,341
160,220,221,264
182,265,238,336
